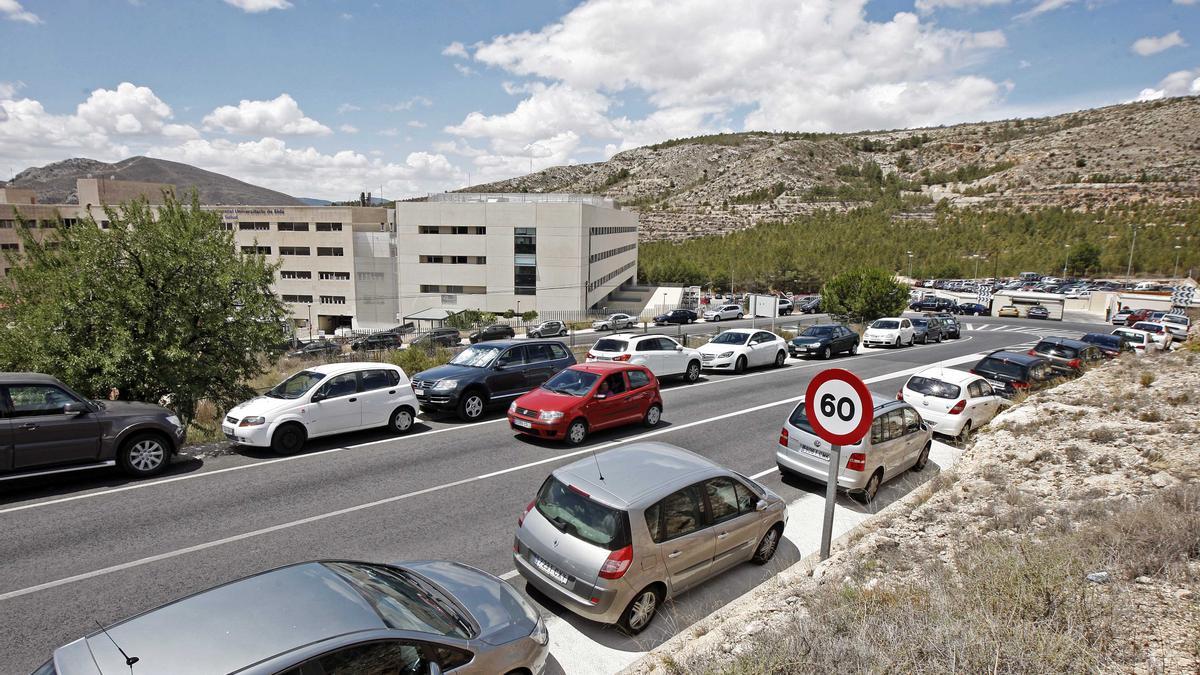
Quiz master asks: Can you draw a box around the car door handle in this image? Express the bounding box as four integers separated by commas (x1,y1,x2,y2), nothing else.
667,551,682,559
20,423,37,431
387,390,395,394
348,398,357,403
716,532,729,540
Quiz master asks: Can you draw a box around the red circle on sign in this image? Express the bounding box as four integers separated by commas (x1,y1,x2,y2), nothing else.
804,368,874,446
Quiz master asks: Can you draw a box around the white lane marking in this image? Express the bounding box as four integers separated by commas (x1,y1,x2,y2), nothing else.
0,336,977,516
0,349,994,602
499,570,520,580
748,467,775,480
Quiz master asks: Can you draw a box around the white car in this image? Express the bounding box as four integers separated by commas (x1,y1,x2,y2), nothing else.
592,313,636,331
697,328,787,373
703,303,744,321
1130,321,1173,351
1161,314,1191,342
777,298,793,315
900,368,1005,441
586,333,703,382
222,362,417,454
863,317,915,348
1112,327,1159,354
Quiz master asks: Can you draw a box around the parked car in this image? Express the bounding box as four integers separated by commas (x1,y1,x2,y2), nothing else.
411,340,575,421
1124,308,1154,326
1110,309,1134,326
777,298,793,315
508,363,663,444
592,313,636,331
931,312,961,338
349,331,403,351
702,303,744,321
913,296,955,312
586,333,703,382
697,329,787,373
1160,314,1191,342
910,317,945,344
997,305,1020,318
969,351,1052,397
36,559,549,675
224,362,417,455
1028,337,1104,375
409,328,462,349
469,324,517,344
513,442,787,634
1112,327,1159,355
1130,321,1173,351
862,317,915,348
778,394,932,503
900,368,1005,441
787,324,859,360
287,339,343,359
1080,332,1132,358
0,373,185,480
653,308,698,325
527,320,569,338
797,296,821,314
1026,305,1050,320
954,302,988,316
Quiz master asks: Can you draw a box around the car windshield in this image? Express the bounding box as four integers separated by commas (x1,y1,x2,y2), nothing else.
1033,342,1078,358
906,375,960,399
1132,323,1162,333
542,369,600,396
976,357,1029,379
871,320,899,329
800,327,834,337
711,332,749,345
535,476,630,550
450,345,501,367
592,339,628,352
267,371,324,399
323,562,473,639
1164,315,1189,325
912,319,929,327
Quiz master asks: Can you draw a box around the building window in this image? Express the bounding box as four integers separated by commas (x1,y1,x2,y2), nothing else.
221,222,234,230
588,260,636,293
418,225,486,235
0,220,14,228
277,222,310,231
315,222,343,231
418,255,486,265
319,295,347,305
282,294,314,303
317,247,343,256
357,271,386,281
239,222,269,231
39,220,56,229
100,221,111,229
280,270,312,280
279,246,310,256
589,243,637,264
0,243,19,251
514,227,536,296
589,226,637,235
319,271,351,281
419,284,486,294
241,245,271,255
61,218,78,228
43,241,60,250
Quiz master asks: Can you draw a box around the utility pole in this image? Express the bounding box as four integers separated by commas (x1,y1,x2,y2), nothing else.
1062,244,1070,279
1126,224,1137,281
1174,244,1182,279
906,250,913,280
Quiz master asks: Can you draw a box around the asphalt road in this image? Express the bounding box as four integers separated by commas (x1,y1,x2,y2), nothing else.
0,314,1111,673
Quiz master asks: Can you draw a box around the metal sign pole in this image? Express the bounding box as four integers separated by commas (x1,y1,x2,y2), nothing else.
820,444,841,560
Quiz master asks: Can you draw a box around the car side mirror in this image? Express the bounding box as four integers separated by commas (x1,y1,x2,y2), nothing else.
755,499,767,512
493,364,506,371
63,402,87,415
310,391,326,403
595,393,607,400
674,345,683,351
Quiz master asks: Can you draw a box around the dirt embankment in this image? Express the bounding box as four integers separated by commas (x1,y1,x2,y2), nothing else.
626,349,1200,674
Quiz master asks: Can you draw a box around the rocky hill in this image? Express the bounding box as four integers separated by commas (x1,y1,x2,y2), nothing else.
5,156,303,206
467,96,1200,241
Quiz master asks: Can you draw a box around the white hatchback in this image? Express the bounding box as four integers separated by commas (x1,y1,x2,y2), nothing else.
900,367,1005,441
863,317,915,348
1130,322,1173,351
697,329,787,373
1112,327,1159,354
586,333,704,382
223,362,418,455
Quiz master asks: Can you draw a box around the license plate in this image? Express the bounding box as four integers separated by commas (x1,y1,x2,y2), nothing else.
532,554,568,584
514,418,533,429
797,445,829,460
413,388,424,396
593,355,610,361
224,431,237,441
986,379,1006,390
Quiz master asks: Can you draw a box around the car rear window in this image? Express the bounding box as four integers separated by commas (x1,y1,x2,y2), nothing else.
905,375,960,399
535,476,630,551
975,357,1028,379
1082,334,1120,349
593,339,628,352
1033,342,1078,358
787,401,816,434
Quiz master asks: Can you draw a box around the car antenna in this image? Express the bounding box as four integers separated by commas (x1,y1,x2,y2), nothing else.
590,446,605,481
94,620,139,672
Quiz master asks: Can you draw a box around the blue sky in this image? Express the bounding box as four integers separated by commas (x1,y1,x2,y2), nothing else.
1,0,1197,200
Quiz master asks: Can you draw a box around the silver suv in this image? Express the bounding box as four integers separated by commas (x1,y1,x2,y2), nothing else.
777,395,932,502
513,442,787,634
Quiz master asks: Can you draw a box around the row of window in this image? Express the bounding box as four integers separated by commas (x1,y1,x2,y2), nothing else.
590,225,637,236
358,271,387,281
280,294,347,304
418,225,486,235
419,255,487,265
241,246,345,256
587,260,635,293
419,284,487,294
234,221,343,231
589,242,636,264
279,271,351,280
0,218,111,229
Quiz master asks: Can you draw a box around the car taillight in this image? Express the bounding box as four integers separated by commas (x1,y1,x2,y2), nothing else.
778,427,789,446
948,400,966,415
598,545,633,579
586,352,595,360
517,499,535,527
896,390,904,400
846,452,867,472
968,369,976,374
1068,358,1081,368
1012,381,1030,390
613,353,632,362
1027,349,1037,356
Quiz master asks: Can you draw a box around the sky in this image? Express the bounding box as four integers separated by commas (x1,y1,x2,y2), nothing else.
1,0,1198,201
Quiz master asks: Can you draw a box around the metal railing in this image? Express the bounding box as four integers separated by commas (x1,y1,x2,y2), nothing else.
428,192,616,208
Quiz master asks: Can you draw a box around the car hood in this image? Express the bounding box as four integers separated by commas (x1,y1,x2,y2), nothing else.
94,400,173,417
515,386,581,412
414,364,479,382
864,327,898,335
698,342,743,354
226,395,297,419
790,336,826,346
402,561,537,646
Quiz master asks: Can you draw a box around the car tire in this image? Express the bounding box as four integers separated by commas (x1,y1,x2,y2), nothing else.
956,419,973,444
643,404,662,427
270,423,306,456
912,441,932,471
736,313,744,319
734,355,747,373
906,336,914,347
599,324,609,331
774,350,786,367
618,586,663,635
117,432,170,477
850,342,859,355
893,337,901,348
751,524,783,564
685,361,701,383
821,346,832,360
389,407,415,435
457,391,487,421
856,470,883,503
566,419,588,445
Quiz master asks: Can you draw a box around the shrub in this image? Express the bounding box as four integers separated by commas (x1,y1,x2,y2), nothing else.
1139,371,1156,388
387,346,455,376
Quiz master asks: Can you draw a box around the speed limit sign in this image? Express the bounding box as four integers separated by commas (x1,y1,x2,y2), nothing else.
804,368,874,446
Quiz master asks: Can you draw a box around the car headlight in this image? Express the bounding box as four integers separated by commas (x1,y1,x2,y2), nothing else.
238,416,266,427
530,616,549,646
508,401,518,413
432,379,457,391
718,351,734,358
165,415,182,428
539,410,564,422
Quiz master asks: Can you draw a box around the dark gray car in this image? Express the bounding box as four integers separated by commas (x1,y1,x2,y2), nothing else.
0,373,184,480
36,560,549,675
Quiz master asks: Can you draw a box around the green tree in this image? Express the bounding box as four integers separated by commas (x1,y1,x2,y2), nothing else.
1066,242,1100,275
821,267,910,324
0,193,288,430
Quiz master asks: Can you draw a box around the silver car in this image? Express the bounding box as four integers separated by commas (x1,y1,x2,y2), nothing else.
777,395,933,502
36,560,549,675
513,442,788,634
592,313,636,331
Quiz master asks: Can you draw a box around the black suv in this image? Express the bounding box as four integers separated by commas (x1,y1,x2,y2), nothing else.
1029,337,1104,375
469,324,516,344
798,297,821,314
0,373,185,480
970,351,1052,397
408,328,461,349
349,332,403,351
912,296,955,312
1080,332,1133,358
788,324,859,359
288,340,343,359
411,340,576,421
527,320,568,338
653,309,698,325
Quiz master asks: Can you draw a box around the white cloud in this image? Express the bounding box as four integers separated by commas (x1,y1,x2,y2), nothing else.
1134,67,1200,101
336,103,361,114
0,0,41,24
381,96,433,112
1131,31,1186,57
1015,0,1076,20
338,124,358,134
454,63,478,77
222,0,292,13
0,80,24,99
407,120,426,128
379,128,400,137
339,12,352,20
914,0,1011,12
442,41,469,58
1173,0,1197,5
202,94,331,136
1018,59,1032,69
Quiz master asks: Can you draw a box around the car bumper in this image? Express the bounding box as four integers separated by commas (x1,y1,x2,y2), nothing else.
221,423,272,447
700,355,736,369
507,413,568,439
512,547,627,625
916,409,967,436
775,448,868,491
413,389,460,410
789,343,823,357
862,335,896,347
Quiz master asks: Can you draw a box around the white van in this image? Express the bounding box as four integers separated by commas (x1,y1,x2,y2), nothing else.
223,362,418,454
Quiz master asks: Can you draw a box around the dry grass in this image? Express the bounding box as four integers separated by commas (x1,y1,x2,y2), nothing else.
1140,371,1158,388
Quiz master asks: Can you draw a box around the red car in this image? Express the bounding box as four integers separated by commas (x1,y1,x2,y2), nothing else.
1125,309,1154,326
507,362,663,444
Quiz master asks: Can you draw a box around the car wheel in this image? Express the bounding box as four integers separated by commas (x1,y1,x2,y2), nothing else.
389,407,414,434
751,524,782,564
736,313,744,319
734,355,747,373
906,336,914,347
117,432,169,477
912,441,932,471
850,342,859,355
956,419,973,444
566,419,588,445
775,350,787,367
457,391,486,421
599,324,609,331
685,361,701,383
619,586,662,635
821,346,832,360
856,470,883,503
643,404,662,427
893,337,901,348
270,423,306,456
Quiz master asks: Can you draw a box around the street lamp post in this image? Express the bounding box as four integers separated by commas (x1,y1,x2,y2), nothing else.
662,291,667,314
906,250,913,280
306,303,313,341
1062,244,1071,279
1174,244,1183,279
